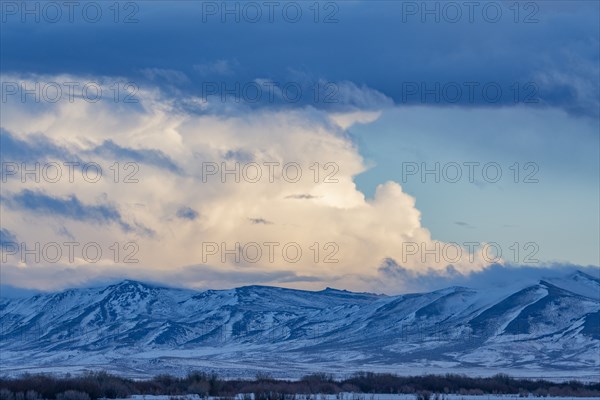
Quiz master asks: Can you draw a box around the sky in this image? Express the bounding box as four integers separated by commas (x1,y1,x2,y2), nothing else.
0,0,599,295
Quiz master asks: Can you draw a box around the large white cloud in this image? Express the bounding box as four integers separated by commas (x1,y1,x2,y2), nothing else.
0,74,492,292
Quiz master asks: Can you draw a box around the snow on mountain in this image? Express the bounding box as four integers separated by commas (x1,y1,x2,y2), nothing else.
0,272,598,379
547,270,600,300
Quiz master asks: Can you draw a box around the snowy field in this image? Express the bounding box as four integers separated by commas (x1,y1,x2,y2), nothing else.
3,361,598,383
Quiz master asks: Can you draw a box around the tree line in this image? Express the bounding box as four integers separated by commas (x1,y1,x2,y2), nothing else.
0,371,599,399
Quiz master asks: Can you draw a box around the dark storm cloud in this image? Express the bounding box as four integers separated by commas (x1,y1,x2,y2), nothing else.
1,1,597,116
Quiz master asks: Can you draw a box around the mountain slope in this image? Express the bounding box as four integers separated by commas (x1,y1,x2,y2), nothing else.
0,272,598,379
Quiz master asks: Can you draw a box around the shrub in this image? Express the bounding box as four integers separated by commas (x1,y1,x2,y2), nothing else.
416,391,431,400
56,391,91,400
0,389,14,400
189,381,210,396
24,392,40,400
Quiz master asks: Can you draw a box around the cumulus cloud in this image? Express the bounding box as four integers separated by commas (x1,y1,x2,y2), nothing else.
0,263,326,294
372,261,600,295
0,74,497,292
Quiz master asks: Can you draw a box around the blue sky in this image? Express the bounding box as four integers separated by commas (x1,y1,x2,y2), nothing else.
1,1,598,293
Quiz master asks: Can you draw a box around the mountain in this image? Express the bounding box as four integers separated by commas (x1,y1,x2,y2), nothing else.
0,272,598,380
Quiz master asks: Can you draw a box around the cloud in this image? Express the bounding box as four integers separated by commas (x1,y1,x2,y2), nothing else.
2,260,597,297
0,228,17,244
0,284,42,298
3,2,598,117
224,149,254,163
56,226,75,240
90,139,181,173
177,206,199,221
0,74,546,292
141,68,190,85
534,49,600,118
374,261,600,295
0,263,325,293
454,221,475,229
171,264,324,287
285,194,319,200
0,129,181,177
2,189,137,233
333,82,394,111
194,60,237,76
0,129,75,163
248,218,273,225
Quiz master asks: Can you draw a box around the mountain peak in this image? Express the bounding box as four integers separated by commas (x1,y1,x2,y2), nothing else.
115,279,151,286
572,270,600,283
321,287,349,293
1,272,598,377
102,279,157,293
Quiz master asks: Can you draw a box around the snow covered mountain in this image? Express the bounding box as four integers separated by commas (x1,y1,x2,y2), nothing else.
0,271,598,380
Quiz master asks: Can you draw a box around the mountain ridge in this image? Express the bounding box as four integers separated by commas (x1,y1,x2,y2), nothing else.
0,271,598,379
